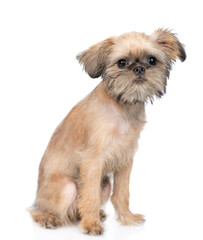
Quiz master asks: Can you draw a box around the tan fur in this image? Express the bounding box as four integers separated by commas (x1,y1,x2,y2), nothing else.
30,29,186,235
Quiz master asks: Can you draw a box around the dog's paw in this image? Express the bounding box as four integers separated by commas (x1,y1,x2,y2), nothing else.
80,221,104,235
40,216,61,229
32,212,61,229
118,213,145,225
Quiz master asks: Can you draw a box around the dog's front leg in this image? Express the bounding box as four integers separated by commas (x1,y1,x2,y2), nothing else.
78,155,104,235
111,160,145,225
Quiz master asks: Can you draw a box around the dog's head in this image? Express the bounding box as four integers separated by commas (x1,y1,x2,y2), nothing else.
77,29,186,104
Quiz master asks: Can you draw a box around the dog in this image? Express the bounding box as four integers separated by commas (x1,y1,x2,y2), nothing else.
29,29,186,235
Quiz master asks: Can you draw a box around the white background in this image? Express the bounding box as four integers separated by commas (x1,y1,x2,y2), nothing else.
0,0,203,239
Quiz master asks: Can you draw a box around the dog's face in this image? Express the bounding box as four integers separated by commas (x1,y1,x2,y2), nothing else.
77,29,186,104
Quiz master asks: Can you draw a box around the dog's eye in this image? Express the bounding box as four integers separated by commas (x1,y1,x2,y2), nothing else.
117,59,128,68
148,57,157,66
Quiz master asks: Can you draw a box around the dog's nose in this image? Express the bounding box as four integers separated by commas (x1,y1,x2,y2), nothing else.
133,66,145,75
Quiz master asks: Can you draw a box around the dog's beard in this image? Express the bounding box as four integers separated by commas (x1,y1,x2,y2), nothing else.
104,67,169,105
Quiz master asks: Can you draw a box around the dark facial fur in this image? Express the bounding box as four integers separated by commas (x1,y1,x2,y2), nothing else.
77,29,186,104
104,50,170,104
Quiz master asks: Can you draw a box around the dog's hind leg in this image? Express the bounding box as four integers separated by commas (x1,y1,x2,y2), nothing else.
29,174,77,228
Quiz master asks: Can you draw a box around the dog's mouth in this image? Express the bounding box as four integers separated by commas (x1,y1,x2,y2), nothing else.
133,76,147,84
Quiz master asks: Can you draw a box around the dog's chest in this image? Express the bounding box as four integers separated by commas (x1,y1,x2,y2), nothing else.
104,104,130,134
102,104,144,173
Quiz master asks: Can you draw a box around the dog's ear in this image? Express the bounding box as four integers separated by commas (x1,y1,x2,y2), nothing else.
77,38,114,78
152,28,186,62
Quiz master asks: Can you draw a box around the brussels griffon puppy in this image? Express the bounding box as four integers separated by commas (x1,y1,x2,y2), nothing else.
30,29,186,235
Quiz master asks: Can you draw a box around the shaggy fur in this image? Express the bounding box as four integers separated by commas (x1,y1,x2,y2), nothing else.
29,29,186,235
